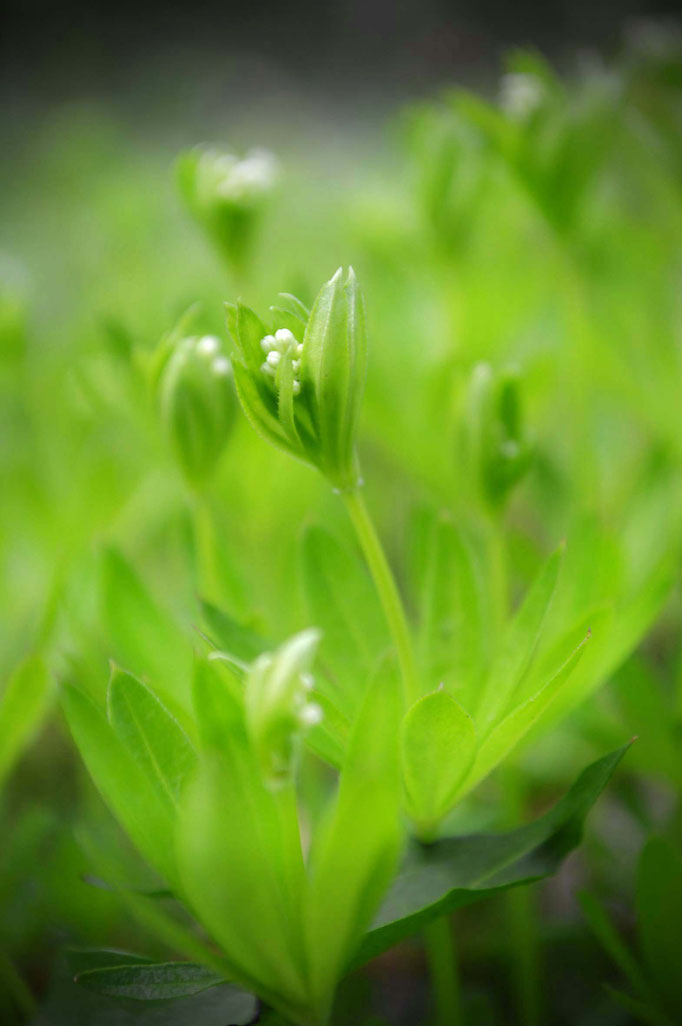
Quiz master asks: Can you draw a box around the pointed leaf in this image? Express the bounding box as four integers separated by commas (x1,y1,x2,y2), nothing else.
476,543,563,730
61,685,177,886
401,690,477,836
300,525,389,719
75,961,226,1000
108,669,197,809
353,743,630,967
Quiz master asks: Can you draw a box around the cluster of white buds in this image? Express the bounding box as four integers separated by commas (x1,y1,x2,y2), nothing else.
260,328,304,395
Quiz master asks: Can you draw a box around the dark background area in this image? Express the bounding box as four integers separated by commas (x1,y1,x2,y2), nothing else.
2,0,682,109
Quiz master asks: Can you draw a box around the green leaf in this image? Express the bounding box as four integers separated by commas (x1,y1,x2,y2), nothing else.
579,892,654,1006
75,961,226,1000
177,695,309,1020
462,628,589,795
636,838,682,1018
410,511,488,699
200,600,270,667
100,548,191,710
60,684,178,887
401,690,477,837
305,661,402,1021
300,525,389,719
0,655,52,786
476,543,563,730
353,743,630,968
107,668,197,809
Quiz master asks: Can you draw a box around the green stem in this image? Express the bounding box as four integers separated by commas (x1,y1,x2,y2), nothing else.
502,767,541,1026
342,488,418,707
424,916,461,1026
0,950,35,1018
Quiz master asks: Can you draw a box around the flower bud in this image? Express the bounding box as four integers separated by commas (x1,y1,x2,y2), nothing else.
228,267,367,490
156,331,238,486
244,629,322,786
464,362,532,511
176,146,279,273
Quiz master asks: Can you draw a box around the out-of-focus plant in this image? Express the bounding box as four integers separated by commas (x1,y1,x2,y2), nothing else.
176,146,279,278
581,837,682,1026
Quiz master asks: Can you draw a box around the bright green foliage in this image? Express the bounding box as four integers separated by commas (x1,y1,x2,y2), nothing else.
400,690,476,839
229,268,367,491
0,655,52,787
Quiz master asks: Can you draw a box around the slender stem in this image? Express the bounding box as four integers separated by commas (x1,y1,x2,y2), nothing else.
502,767,542,1026
424,916,461,1026
0,950,35,1018
342,488,418,707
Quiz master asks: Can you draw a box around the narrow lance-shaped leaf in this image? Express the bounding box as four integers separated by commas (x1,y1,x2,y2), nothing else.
107,668,198,809
305,659,403,1021
60,685,178,887
476,542,563,731
300,525,389,719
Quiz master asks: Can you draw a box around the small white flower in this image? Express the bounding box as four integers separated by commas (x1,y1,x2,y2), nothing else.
260,361,276,378
292,380,301,396
260,334,276,353
266,350,281,368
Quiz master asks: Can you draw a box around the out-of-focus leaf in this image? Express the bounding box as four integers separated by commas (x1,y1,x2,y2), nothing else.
305,661,402,1021
401,689,476,836
107,668,197,808
100,547,191,709
178,684,309,1021
410,510,488,698
0,654,52,786
476,543,563,730
353,743,629,967
579,893,654,1005
461,629,590,795
636,838,682,1018
61,684,178,887
200,600,269,666
300,526,389,719
75,961,226,1000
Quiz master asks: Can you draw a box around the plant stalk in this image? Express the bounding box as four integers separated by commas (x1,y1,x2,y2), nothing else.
0,950,35,1019
424,915,461,1026
342,488,418,707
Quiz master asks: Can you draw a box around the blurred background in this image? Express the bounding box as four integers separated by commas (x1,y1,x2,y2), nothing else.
2,1,682,1024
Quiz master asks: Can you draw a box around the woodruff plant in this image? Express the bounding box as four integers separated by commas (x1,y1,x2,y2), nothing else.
62,267,635,1025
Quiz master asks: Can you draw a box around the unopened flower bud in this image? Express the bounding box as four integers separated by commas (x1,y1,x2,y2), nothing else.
464,362,532,511
228,267,367,490
244,629,322,786
176,145,279,274
156,329,238,486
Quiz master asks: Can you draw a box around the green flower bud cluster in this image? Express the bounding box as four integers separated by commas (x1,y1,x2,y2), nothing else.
228,267,367,491
243,629,322,787
465,362,532,511
176,146,279,273
156,332,238,486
